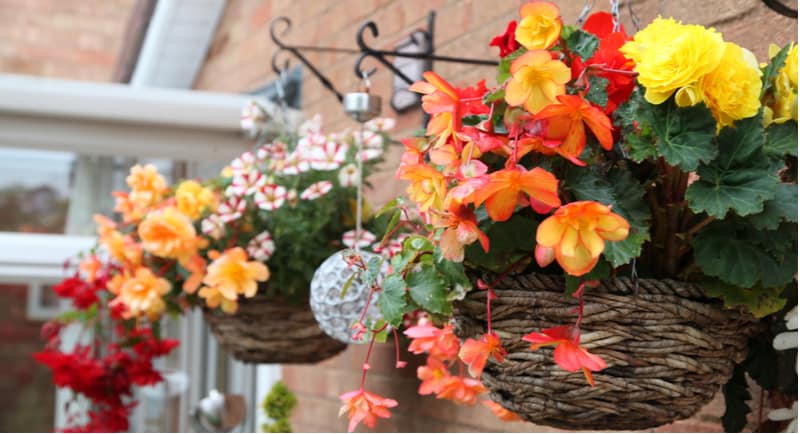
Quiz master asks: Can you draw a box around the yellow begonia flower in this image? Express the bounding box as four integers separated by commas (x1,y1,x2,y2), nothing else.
108,267,171,320
200,247,269,303
700,42,763,128
138,206,201,262
620,18,725,105
176,180,218,220
505,50,571,114
515,1,562,51
765,43,798,125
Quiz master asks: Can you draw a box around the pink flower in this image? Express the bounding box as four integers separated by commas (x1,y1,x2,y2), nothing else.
338,389,398,432
218,197,246,222
254,184,287,211
247,231,276,262
300,181,333,200
230,151,256,178
342,229,376,249
279,151,310,175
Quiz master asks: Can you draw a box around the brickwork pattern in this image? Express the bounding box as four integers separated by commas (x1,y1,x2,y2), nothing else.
194,1,795,432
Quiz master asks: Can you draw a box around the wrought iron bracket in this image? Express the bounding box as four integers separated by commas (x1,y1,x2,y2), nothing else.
761,0,797,19
269,11,498,107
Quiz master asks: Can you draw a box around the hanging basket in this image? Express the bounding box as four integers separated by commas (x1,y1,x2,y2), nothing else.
452,271,760,431
204,293,347,364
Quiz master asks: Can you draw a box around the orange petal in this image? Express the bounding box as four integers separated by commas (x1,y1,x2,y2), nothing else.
536,216,566,247
519,1,560,19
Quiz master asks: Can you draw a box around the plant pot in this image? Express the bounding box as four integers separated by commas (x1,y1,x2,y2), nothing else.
204,293,347,364
452,271,760,430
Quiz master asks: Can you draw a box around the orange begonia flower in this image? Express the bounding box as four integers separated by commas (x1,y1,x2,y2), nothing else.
434,201,489,263
181,254,207,294
138,206,201,262
417,356,452,395
78,255,102,284
200,247,269,302
458,332,506,377
197,285,238,314
522,325,607,386
436,376,486,406
534,94,614,166
94,214,142,267
481,400,523,422
536,201,629,276
338,389,398,432
404,323,460,361
515,1,562,51
505,50,571,114
396,163,448,214
175,180,218,220
470,166,561,222
108,267,171,321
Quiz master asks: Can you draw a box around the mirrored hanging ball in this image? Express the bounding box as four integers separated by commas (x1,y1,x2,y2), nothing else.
309,249,388,344
343,91,381,123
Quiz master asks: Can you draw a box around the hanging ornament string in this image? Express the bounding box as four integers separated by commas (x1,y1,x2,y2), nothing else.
353,71,372,253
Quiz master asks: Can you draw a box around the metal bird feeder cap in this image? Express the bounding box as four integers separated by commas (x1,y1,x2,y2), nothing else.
343,92,381,123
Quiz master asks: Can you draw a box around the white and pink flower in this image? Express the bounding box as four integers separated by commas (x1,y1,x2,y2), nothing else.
230,151,257,178
247,231,276,262
300,181,333,200
240,100,267,136
364,117,395,132
218,196,246,222
279,151,310,176
298,114,322,136
254,184,288,211
338,163,360,187
342,229,377,249
201,214,226,240
309,141,348,171
228,170,267,197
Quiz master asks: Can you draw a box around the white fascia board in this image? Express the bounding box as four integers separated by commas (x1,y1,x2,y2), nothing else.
0,232,95,282
0,74,256,161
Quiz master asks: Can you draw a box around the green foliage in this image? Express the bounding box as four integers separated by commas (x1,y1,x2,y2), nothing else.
563,27,599,61
761,44,791,98
377,274,408,327
638,99,718,171
261,381,297,433
464,214,538,273
746,183,797,230
496,47,526,84
764,121,799,158
584,75,609,109
687,116,779,218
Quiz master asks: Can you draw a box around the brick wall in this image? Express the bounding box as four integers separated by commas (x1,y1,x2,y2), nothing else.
0,0,138,81
192,1,795,431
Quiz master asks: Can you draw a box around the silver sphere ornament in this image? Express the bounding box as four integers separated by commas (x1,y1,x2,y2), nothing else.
310,249,387,344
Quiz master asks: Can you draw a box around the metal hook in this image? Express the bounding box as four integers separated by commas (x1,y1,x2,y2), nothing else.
627,0,641,31
609,0,621,32
761,0,798,18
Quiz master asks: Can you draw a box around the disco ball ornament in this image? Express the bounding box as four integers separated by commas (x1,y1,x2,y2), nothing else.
310,249,387,344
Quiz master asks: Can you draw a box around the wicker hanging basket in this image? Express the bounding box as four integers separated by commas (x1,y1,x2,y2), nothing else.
204,293,347,364
452,271,760,431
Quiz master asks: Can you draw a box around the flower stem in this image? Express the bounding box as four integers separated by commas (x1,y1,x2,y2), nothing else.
359,322,388,391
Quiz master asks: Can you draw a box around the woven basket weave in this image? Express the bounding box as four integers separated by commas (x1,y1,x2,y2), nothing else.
452,271,760,430
204,293,347,364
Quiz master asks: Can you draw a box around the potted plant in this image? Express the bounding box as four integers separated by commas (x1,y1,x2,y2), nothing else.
337,3,797,431
35,111,394,430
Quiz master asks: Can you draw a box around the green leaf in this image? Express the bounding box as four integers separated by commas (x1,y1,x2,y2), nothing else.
624,128,657,162
584,75,609,109
363,256,384,288
375,197,401,217
379,209,402,245
340,272,358,299
643,101,717,171
764,121,798,158
715,115,765,169
721,365,751,432
761,44,791,98
693,221,796,290
604,230,649,268
565,29,599,61
483,88,505,104
378,274,408,327
407,266,450,314
704,280,787,318
747,183,798,230
686,166,777,218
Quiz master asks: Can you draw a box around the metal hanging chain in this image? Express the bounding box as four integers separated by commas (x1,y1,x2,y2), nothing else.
609,0,621,32
627,0,641,31
576,0,596,25
353,74,370,253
